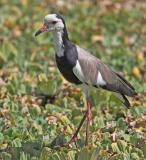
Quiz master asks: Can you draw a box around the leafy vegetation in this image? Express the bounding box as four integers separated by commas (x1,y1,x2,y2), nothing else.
0,0,146,159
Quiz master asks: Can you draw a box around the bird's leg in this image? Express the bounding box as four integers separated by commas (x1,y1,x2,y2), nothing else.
87,97,92,121
85,97,92,145
69,111,87,143
61,111,87,148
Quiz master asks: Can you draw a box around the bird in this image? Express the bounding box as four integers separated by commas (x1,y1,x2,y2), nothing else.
35,13,137,147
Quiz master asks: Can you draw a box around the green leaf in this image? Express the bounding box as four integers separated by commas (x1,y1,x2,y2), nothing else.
142,144,146,158
131,153,140,160
117,140,127,152
111,143,121,154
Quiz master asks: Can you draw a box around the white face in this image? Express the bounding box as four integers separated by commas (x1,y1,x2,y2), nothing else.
35,14,65,36
44,14,64,32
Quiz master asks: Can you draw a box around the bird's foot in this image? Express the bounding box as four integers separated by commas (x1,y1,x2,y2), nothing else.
54,136,78,149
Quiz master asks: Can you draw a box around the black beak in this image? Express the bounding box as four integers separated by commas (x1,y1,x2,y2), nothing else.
35,30,42,36
35,24,47,37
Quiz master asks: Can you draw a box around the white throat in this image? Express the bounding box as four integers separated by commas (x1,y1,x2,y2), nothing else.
53,31,64,57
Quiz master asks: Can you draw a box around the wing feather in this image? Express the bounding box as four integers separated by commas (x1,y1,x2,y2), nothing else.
75,45,136,97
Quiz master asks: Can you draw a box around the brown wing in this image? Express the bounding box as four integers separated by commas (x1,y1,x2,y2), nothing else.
76,46,137,97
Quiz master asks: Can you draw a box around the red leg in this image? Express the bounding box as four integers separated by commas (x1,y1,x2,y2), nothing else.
87,97,92,121
85,97,92,145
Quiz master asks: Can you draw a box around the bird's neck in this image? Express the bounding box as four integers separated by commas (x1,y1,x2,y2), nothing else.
53,27,69,57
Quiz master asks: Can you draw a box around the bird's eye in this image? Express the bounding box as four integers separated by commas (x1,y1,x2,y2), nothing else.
52,21,57,24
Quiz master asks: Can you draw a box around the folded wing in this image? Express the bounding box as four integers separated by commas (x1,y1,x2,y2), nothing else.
73,46,137,107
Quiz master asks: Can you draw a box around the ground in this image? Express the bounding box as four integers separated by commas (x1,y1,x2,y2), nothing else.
0,0,146,160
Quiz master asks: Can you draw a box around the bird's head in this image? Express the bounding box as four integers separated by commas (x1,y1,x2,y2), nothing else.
35,13,65,36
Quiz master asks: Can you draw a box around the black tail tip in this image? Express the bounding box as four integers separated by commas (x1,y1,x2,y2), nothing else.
121,94,131,109
132,90,138,96
123,99,131,109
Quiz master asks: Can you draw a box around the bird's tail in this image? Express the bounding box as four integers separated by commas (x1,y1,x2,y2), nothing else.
115,93,131,108
115,72,137,97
